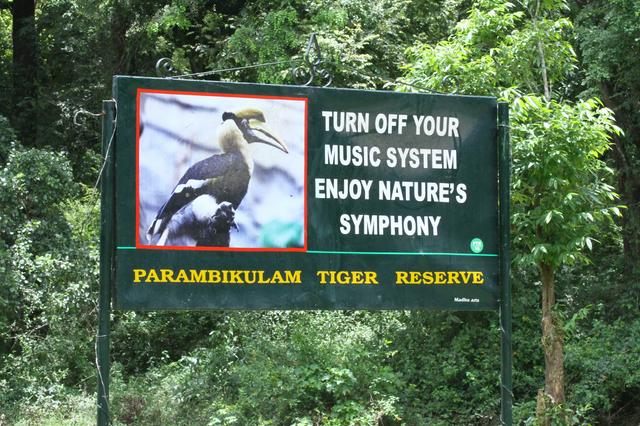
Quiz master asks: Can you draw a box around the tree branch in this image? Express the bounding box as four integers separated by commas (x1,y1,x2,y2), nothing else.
534,0,551,102
538,41,552,102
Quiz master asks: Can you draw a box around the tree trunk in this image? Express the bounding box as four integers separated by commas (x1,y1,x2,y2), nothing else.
11,0,37,145
534,0,552,103
109,0,130,76
537,262,565,424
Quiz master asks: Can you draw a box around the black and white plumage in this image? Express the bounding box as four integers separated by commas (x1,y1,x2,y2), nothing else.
154,196,237,246
146,108,288,246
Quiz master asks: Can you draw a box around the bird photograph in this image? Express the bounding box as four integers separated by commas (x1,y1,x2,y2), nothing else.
137,91,306,249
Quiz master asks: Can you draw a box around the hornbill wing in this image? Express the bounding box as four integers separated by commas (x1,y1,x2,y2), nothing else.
146,151,243,242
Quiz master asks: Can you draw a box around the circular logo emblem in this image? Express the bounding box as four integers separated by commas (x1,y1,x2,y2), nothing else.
470,238,484,253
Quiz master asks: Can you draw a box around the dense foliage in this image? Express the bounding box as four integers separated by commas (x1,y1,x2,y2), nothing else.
0,0,638,425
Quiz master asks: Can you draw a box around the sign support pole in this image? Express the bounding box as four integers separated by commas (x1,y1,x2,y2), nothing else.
98,100,116,426
498,102,512,425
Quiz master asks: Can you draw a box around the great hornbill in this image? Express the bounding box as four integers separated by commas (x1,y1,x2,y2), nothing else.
146,108,288,246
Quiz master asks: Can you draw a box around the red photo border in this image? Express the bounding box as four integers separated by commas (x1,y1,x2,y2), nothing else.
135,88,309,252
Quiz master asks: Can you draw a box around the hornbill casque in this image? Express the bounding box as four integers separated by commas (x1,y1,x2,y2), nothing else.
146,108,288,246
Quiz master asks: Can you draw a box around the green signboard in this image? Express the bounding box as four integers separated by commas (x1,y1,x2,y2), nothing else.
111,76,499,310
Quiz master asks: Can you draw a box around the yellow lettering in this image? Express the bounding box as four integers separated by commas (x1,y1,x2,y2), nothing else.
317,270,330,284
271,270,284,284
351,271,364,284
133,269,146,283
318,270,378,285
285,270,301,284
395,271,408,284
229,270,242,283
460,272,472,284
190,269,206,283
337,271,350,284
175,269,188,282
208,270,221,283
448,271,460,284
147,269,159,282
243,271,255,284
160,269,174,282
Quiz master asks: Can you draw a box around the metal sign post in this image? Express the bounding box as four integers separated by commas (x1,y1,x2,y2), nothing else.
498,102,512,425
97,100,116,426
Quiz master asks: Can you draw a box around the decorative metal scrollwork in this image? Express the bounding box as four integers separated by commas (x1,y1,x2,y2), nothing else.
291,33,333,87
155,58,175,77
153,34,333,86
440,75,460,94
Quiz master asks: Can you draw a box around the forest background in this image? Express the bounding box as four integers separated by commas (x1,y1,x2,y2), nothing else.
0,0,638,425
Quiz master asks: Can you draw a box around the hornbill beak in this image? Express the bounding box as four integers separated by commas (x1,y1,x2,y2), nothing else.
224,109,289,154
245,119,289,153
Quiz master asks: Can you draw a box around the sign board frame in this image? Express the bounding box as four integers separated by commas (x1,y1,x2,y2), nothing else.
110,76,501,311
98,77,512,424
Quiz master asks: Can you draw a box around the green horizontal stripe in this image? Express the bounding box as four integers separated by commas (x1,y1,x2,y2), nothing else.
307,250,498,257
116,247,497,256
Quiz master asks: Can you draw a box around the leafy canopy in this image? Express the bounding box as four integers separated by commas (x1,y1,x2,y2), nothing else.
400,0,622,269
510,96,621,268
